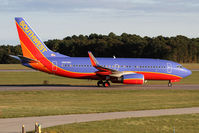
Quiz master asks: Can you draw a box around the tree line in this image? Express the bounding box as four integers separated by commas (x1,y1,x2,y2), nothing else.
1,33,199,64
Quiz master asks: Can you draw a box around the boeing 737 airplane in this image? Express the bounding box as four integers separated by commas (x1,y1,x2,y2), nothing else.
11,17,192,87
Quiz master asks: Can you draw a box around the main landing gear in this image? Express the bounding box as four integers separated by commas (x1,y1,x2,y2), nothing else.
97,80,110,87
168,80,172,87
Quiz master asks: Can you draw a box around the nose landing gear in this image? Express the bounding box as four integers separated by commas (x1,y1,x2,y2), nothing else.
97,80,110,87
168,80,172,87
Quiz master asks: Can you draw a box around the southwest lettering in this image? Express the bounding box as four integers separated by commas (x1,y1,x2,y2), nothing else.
39,43,44,50
42,48,47,52
30,32,34,37
37,41,42,49
20,21,25,27
24,25,29,31
19,20,47,53
26,29,33,36
32,36,37,42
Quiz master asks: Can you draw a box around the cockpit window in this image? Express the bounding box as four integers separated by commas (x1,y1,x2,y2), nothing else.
177,65,183,68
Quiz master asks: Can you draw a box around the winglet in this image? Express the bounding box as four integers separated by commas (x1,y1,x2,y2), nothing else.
88,51,99,67
88,51,118,74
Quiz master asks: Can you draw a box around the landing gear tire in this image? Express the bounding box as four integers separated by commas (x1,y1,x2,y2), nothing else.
103,81,110,87
168,82,172,87
97,80,103,87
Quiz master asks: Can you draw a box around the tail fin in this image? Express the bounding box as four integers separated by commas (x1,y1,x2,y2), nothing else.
15,17,53,59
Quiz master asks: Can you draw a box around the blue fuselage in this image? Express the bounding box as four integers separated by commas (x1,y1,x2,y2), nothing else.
42,56,192,80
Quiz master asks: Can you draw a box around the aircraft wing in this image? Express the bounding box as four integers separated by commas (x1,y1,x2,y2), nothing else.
88,51,135,77
9,55,38,63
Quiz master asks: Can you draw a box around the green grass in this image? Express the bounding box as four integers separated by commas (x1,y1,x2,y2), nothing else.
0,71,97,85
0,64,30,70
176,70,199,84
0,71,198,85
35,113,199,133
0,89,199,118
182,63,199,70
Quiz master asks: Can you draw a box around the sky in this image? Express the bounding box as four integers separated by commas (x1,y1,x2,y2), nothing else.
0,0,199,45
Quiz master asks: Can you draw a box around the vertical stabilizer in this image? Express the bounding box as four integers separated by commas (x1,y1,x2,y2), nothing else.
15,17,53,59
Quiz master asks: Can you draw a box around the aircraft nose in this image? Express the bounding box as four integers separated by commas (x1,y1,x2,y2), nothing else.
183,68,192,77
187,69,192,76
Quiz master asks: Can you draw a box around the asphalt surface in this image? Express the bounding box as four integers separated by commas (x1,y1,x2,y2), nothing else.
0,84,199,91
0,107,199,133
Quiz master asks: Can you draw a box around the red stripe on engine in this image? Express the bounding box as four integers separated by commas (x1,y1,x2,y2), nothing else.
123,79,144,84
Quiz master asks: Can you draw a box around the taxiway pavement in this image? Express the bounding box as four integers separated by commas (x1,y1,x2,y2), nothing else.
0,107,199,133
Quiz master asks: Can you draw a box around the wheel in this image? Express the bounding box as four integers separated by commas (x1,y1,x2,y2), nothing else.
103,81,110,87
168,82,172,87
97,80,103,87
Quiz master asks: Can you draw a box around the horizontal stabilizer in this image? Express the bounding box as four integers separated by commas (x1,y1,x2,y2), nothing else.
9,55,38,63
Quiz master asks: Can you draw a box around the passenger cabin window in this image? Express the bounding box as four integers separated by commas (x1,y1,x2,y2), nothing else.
61,63,68,67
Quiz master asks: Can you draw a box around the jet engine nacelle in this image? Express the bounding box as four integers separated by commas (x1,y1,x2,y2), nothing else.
111,74,144,84
123,74,144,84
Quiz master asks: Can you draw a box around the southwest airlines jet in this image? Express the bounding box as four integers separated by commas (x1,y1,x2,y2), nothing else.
11,17,192,87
